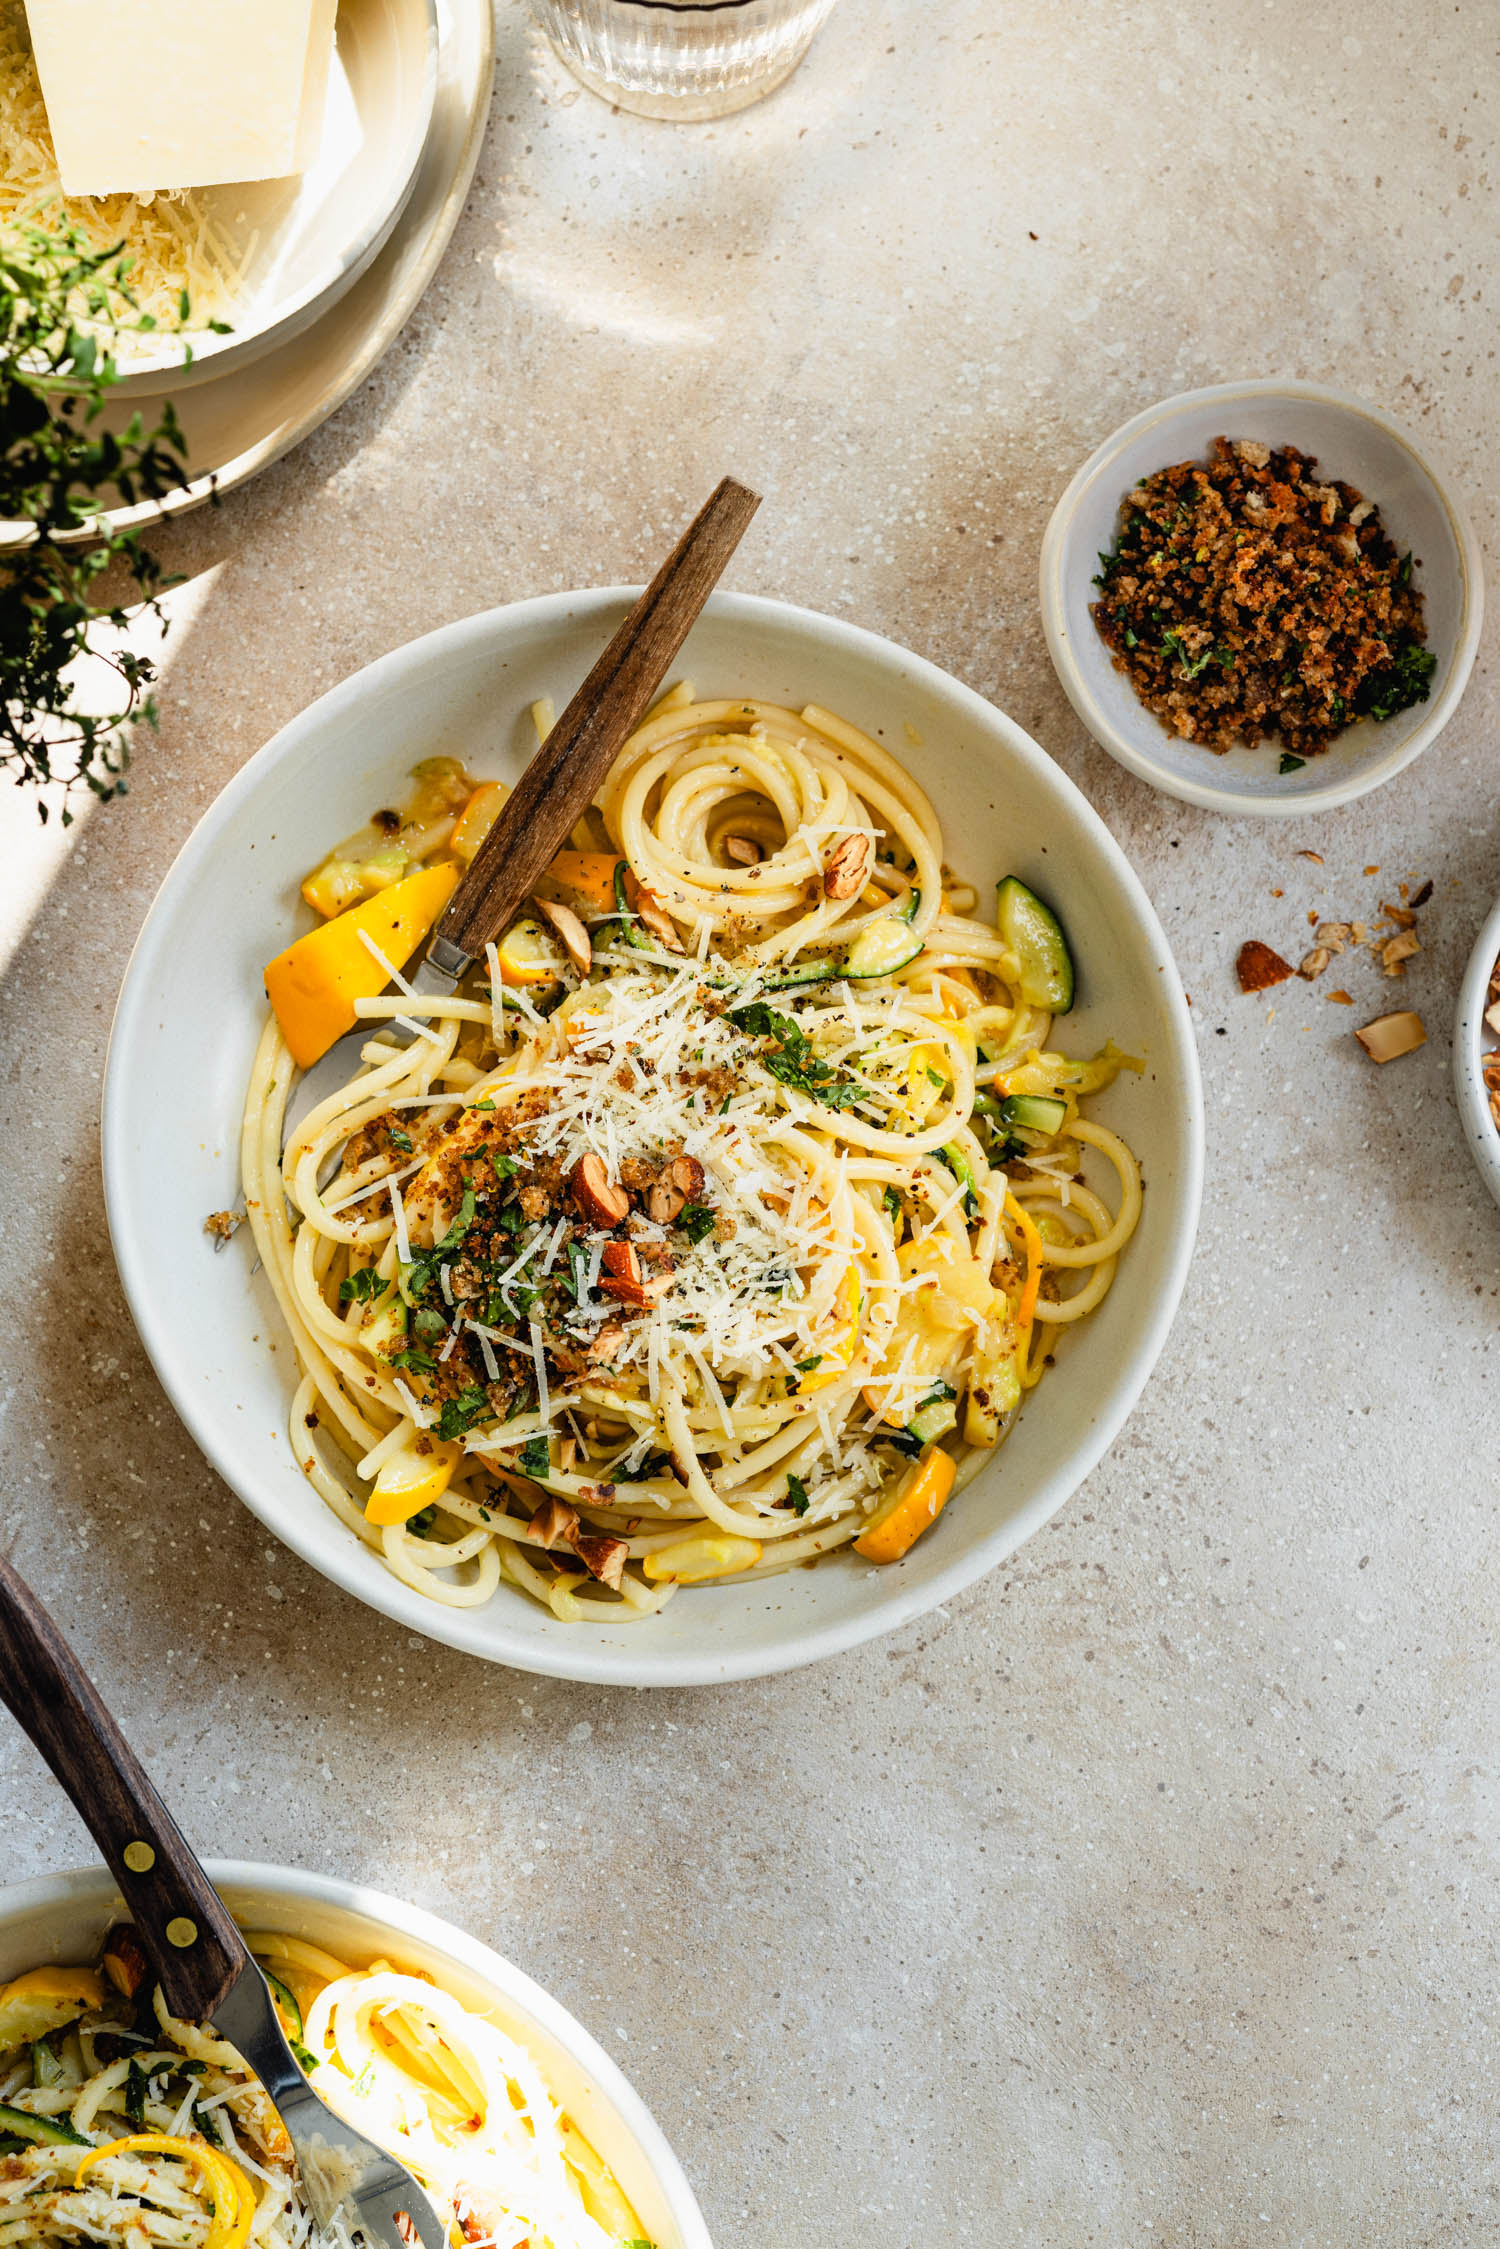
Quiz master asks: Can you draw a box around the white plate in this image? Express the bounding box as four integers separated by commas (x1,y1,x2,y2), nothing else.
60,0,490,531
110,0,439,393
1040,380,1485,817
102,589,1204,1687
0,1859,712,2249
1453,893,1500,1214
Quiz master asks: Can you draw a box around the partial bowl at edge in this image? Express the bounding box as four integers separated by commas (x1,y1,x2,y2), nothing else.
0,1859,711,2249
1453,892,1500,1214
1040,379,1485,817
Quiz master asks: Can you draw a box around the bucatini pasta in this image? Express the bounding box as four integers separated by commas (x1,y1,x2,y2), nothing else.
240,687,1143,1622
0,1926,644,2247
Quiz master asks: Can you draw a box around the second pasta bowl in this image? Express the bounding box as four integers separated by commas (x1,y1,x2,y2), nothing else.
103,590,1202,1684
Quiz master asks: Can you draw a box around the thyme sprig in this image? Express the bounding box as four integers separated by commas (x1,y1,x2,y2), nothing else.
2,217,199,821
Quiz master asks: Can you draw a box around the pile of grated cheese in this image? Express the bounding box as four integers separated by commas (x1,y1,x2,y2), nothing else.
0,0,244,345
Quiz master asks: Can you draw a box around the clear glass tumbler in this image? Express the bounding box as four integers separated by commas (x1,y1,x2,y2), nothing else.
527,0,843,121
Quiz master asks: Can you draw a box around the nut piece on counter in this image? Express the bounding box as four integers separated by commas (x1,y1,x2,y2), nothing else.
1380,930,1421,976
1237,939,1294,993
1298,946,1331,980
1354,1011,1426,1062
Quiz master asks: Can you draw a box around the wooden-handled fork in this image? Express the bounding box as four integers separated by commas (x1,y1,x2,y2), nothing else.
0,1555,449,2249
281,475,762,1145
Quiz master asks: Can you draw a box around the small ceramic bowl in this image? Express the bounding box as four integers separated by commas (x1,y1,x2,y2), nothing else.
0,1859,713,2249
1453,893,1500,1214
1040,380,1485,818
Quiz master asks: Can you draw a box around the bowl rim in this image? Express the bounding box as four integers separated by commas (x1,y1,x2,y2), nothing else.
101,584,1204,1687
1452,891,1500,1213
109,0,440,394
0,1856,713,2249
1039,377,1486,818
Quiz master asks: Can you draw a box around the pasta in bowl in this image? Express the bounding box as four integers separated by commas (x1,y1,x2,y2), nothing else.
245,693,1144,1625
102,590,1202,1683
0,1860,708,2248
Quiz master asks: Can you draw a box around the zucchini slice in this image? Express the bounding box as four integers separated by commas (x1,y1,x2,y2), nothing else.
999,1093,1068,1137
906,1385,958,1446
761,957,841,991
995,876,1075,1013
844,917,923,981
0,2101,89,2147
262,1971,304,2045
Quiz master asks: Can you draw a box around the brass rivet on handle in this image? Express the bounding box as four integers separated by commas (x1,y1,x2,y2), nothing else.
165,1916,198,1949
123,1841,156,1874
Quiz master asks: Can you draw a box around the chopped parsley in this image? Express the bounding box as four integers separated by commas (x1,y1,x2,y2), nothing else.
882,1185,902,1221
436,1387,489,1442
1278,753,1306,774
729,999,867,1110
388,1127,413,1153
338,1266,384,1304
785,1473,810,1516
518,1436,550,1480
679,1203,716,1245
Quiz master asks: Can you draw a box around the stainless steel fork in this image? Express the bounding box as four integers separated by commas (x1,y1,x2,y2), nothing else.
0,1554,448,2249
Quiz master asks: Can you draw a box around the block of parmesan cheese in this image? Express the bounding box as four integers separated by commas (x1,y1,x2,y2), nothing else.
23,0,338,195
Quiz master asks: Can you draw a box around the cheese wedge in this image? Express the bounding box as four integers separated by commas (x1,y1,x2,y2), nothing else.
23,0,336,194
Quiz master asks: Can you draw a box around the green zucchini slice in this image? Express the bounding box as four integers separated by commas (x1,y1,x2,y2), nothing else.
844,918,923,981
999,1094,1068,1136
995,876,1075,1013
0,2101,89,2147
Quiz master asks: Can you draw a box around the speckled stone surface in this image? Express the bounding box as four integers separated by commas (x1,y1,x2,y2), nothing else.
4,3,1500,2242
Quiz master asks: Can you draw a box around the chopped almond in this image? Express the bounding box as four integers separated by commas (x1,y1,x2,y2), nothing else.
599,1238,651,1306
1410,879,1433,908
1327,989,1354,1005
528,1496,580,1548
823,833,872,901
1364,864,1380,876
1381,901,1416,931
571,1152,630,1228
635,886,686,953
1381,931,1421,975
723,834,761,865
1354,1010,1426,1062
1484,1001,1500,1038
533,896,591,974
572,1531,629,1590
557,1436,578,1474
1296,849,1324,864
1298,947,1331,980
1236,939,1294,993
101,1924,149,1999
1315,922,1350,951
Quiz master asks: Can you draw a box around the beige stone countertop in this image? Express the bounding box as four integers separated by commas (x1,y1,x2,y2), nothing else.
3,2,1499,2241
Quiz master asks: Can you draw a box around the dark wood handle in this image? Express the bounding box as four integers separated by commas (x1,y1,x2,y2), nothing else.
0,1556,247,2019
436,475,762,961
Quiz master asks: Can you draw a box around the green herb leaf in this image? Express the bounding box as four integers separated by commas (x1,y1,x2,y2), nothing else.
436,1186,478,1254
785,1474,810,1516
436,1386,490,1442
882,1185,902,1221
518,1436,550,1480
679,1203,716,1245
388,1127,413,1153
1278,753,1306,774
338,1266,384,1304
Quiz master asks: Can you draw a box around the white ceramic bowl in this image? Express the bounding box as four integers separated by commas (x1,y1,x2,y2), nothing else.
0,1858,710,2249
102,589,1204,1686
111,0,439,392
1040,380,1485,817
1453,894,1500,1214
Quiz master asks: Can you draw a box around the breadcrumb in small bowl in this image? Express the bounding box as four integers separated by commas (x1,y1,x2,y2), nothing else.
1453,892,1500,1218
1041,381,1484,817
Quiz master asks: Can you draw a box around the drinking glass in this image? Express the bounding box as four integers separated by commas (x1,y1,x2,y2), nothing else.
526,0,843,121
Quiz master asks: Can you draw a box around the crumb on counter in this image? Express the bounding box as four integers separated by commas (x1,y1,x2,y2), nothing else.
1091,438,1436,758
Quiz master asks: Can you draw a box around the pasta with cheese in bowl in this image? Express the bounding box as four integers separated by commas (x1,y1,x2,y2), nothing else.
245,689,1144,1626
0,1860,706,2249
103,589,1201,1682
